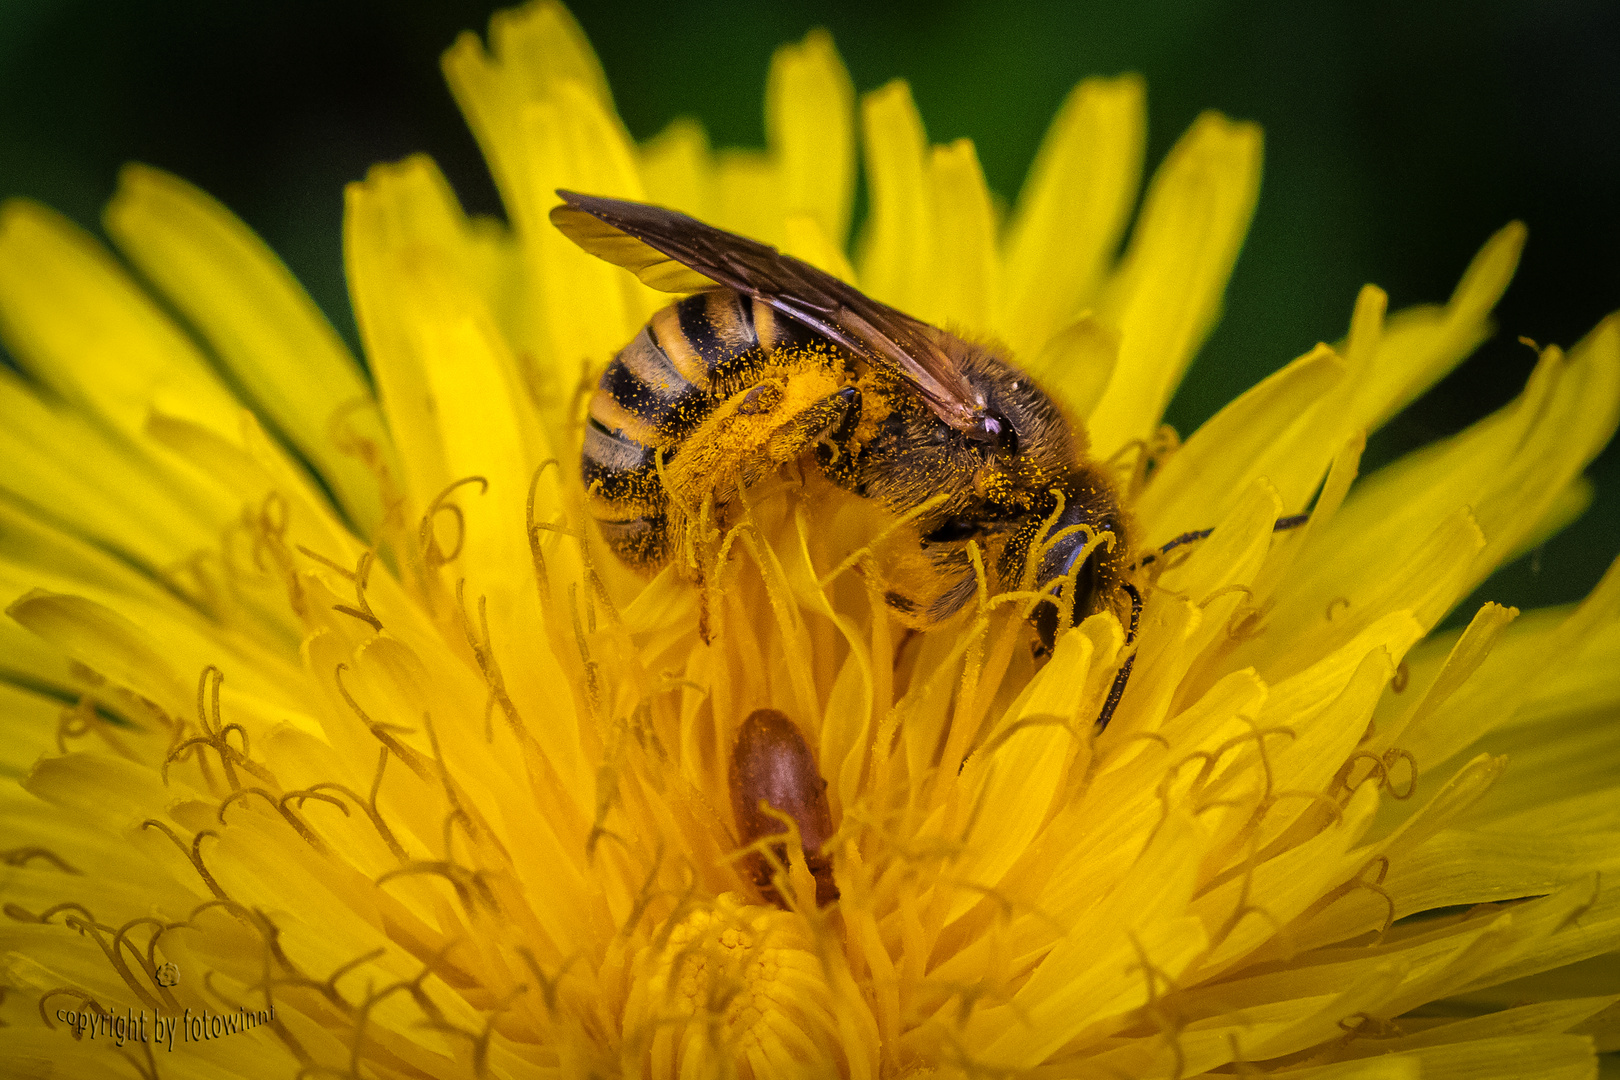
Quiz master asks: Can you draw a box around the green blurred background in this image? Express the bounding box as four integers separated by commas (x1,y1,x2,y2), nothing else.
1,0,1616,622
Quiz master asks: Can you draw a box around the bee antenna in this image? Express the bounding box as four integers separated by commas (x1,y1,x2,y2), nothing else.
1136,513,1311,569
1093,582,1143,734
1157,527,1214,557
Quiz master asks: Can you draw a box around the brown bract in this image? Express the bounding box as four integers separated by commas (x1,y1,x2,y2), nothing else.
729,707,839,908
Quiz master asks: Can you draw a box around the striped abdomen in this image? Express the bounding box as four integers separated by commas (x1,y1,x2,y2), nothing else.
581,289,828,568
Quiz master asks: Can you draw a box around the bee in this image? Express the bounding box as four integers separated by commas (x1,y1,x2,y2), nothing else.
551,190,1132,656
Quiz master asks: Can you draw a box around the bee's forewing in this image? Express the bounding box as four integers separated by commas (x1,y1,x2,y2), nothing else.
551,190,982,432
549,204,718,293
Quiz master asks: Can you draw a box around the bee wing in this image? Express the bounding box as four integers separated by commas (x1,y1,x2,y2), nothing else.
551,190,984,432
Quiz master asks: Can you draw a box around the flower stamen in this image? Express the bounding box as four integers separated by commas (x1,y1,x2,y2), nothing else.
454,579,526,742
140,819,227,900
303,747,411,863
217,786,341,852
419,475,488,570
0,846,81,873
301,546,385,631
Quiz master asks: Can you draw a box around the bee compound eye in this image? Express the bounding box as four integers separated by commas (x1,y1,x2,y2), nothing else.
966,411,1018,457
990,412,1019,457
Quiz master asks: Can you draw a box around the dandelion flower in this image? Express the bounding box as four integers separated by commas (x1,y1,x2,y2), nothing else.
3,4,1619,1078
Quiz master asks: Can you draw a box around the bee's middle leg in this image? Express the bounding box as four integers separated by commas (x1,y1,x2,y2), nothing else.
762,385,862,479
816,385,865,487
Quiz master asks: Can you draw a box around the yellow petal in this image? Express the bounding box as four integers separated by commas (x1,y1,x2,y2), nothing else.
7,591,190,722
1255,316,1619,678
0,683,70,779
1457,672,1620,839
145,407,365,588
857,80,931,317
344,154,564,538
767,29,856,249
1154,478,1283,673
0,199,239,444
1505,474,1593,563
949,629,1093,921
714,148,780,243
442,3,659,402
1385,827,1620,917
408,279,586,787
1380,599,1518,755
1024,313,1119,422
639,117,717,221
0,367,230,569
1245,431,1366,605
0,492,299,690
1367,997,1618,1055
523,80,658,390
487,0,611,107
1348,222,1526,433
104,165,388,536
1001,74,1145,359
927,139,1000,334
1275,1038,1589,1079
978,813,1209,1063
1258,649,1394,841
441,0,611,238
340,154,517,338
0,614,76,695
1088,112,1263,456
1240,507,1484,682
344,158,456,512
1192,783,1385,974
1135,343,1348,544
1448,876,1620,994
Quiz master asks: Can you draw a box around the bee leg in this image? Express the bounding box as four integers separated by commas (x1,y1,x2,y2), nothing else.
1093,581,1143,733
595,512,669,569
758,384,861,464
810,386,863,486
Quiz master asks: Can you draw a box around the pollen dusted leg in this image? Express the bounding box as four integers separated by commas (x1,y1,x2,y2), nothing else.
659,363,849,564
